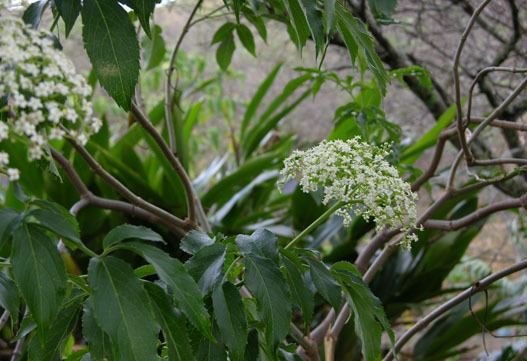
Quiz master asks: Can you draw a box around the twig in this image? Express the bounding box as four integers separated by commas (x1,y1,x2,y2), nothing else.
382,259,527,361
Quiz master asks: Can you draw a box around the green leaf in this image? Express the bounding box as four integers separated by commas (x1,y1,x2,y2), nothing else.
144,24,167,70
324,0,336,34
186,243,227,295
102,224,165,250
280,250,313,328
81,0,140,110
240,63,282,136
180,230,214,255
300,0,325,54
55,0,81,37
117,242,213,338
236,229,278,261
212,282,248,361
0,208,21,249
232,0,244,21
22,0,48,28
242,8,267,42
197,330,227,361
11,225,67,328
368,0,397,17
212,23,236,44
331,262,393,361
88,256,158,361
0,273,19,325
145,282,196,361
282,0,311,50
129,0,156,37
82,301,113,361
236,24,256,56
307,258,341,311
216,34,236,71
243,254,291,349
28,302,80,360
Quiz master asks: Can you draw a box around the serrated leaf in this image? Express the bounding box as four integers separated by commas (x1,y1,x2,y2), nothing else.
307,258,341,311
216,34,236,71
144,24,166,70
186,243,226,295
180,230,214,255
117,242,213,339
243,254,291,349
236,229,278,261
102,224,165,249
11,225,67,328
0,273,19,325
145,282,196,361
22,0,48,28
129,0,156,37
280,251,313,328
81,0,140,110
88,256,158,361
55,0,81,37
213,282,248,361
236,24,256,56
331,261,393,361
82,301,113,361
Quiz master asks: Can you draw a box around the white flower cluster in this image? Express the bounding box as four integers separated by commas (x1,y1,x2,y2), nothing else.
0,11,101,181
279,138,419,247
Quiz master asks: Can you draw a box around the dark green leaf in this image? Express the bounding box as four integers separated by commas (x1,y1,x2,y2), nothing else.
324,0,336,33
242,8,267,41
88,256,158,361
212,23,236,44
129,0,156,37
102,224,165,249
300,0,325,54
307,258,341,311
232,0,244,21
81,0,140,110
197,330,227,361
55,0,81,37
331,262,393,361
282,0,311,49
236,229,278,261
117,242,212,338
11,225,67,328
0,208,21,249
144,24,166,70
213,282,248,361
280,251,313,328
236,24,256,56
187,243,227,295
145,282,196,361
22,0,48,28
243,254,291,348
368,0,397,17
216,34,236,71
0,273,19,325
82,301,113,361
180,230,214,255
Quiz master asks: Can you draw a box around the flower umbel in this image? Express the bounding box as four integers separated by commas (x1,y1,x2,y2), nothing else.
279,138,418,247
0,9,100,180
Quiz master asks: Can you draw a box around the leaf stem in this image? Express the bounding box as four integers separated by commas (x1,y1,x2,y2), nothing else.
285,201,344,250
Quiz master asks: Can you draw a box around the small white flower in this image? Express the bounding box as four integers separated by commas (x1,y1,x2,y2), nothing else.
0,152,8,165
7,168,19,181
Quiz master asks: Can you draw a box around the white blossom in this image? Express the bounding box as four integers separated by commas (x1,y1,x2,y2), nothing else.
7,168,19,181
279,138,419,248
0,9,100,180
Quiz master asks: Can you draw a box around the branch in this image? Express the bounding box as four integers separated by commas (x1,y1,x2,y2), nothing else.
382,259,527,361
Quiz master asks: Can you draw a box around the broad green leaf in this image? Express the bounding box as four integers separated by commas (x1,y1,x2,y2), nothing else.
129,0,156,37
212,23,236,44
236,24,256,56
22,0,48,28
0,208,21,249
368,0,397,17
236,229,278,261
336,6,388,94
180,230,214,255
280,250,313,328
331,262,393,361
243,254,291,348
300,0,325,54
82,301,113,361
0,273,19,325
144,24,167,70
241,63,282,136
117,242,213,338
88,256,158,361
282,0,311,49
197,330,228,361
102,224,165,249
55,0,81,37
186,243,227,295
28,302,80,360
212,282,248,361
81,0,140,110
216,34,236,71
11,225,67,328
400,103,459,164
307,258,341,311
145,282,196,361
